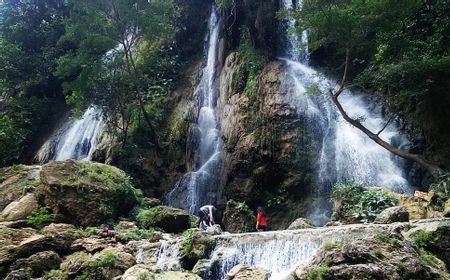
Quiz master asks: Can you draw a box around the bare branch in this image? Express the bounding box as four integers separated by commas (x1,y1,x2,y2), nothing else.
326,51,443,178
376,116,393,136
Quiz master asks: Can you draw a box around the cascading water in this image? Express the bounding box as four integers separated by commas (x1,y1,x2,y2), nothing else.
206,222,400,279
166,6,222,213
280,0,412,224
35,107,104,163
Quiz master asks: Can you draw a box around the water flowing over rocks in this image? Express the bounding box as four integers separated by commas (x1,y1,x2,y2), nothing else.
167,6,223,213
35,107,104,164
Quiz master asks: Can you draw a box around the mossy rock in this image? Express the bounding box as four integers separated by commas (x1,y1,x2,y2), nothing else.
137,205,192,233
0,165,41,211
180,229,214,270
222,200,254,233
36,160,141,227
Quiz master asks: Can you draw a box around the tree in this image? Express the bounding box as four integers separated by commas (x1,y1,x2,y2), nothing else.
0,0,70,166
292,0,447,178
55,0,179,146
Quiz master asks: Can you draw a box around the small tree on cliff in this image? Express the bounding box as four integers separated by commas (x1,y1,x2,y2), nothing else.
291,0,446,178
55,0,179,146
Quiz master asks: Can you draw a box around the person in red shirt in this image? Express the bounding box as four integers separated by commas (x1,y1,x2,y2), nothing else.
256,206,268,232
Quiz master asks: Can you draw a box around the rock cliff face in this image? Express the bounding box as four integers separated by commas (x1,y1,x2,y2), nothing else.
217,52,317,228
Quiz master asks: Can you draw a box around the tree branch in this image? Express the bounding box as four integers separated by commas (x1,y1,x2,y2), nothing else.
376,116,393,136
328,52,443,179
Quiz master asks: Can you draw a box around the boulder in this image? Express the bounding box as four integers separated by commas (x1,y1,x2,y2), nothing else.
122,264,153,280
0,165,41,212
444,199,450,217
295,231,449,280
155,271,202,280
37,160,140,226
206,224,223,235
0,226,73,277
192,259,212,279
374,206,409,224
225,264,269,280
4,269,30,280
222,200,254,233
287,218,315,230
388,190,443,220
0,193,39,222
404,220,450,270
137,206,192,233
70,237,110,253
10,251,61,276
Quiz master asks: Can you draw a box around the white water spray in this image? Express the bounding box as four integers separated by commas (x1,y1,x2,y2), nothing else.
36,107,104,163
167,7,222,213
280,0,412,224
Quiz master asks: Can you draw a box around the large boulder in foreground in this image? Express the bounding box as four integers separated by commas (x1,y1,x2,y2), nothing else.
0,193,39,222
374,206,409,224
0,165,41,212
37,160,141,226
295,231,449,280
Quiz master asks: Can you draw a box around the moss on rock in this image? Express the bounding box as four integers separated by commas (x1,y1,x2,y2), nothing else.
37,160,141,227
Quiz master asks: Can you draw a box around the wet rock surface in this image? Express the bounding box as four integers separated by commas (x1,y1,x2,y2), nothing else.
288,218,315,230
374,206,410,224
225,264,269,280
295,230,449,280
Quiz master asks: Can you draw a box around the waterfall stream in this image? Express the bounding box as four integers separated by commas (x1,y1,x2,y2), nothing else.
280,0,412,224
35,107,104,163
166,6,222,213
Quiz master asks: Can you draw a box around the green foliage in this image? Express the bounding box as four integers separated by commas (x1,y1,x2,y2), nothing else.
323,241,343,251
181,228,196,255
238,27,267,95
56,0,180,147
0,0,70,167
90,250,118,268
305,265,330,280
351,188,397,223
332,183,365,202
374,232,400,246
234,201,253,216
333,183,397,223
116,228,159,242
180,229,211,260
430,173,450,195
43,269,69,280
418,248,440,268
412,230,433,249
76,161,142,218
136,206,166,229
293,0,450,164
27,206,56,228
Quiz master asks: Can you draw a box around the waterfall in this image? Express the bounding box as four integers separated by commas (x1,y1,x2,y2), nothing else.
167,6,222,213
156,239,182,271
35,107,104,163
280,0,412,225
207,223,399,279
